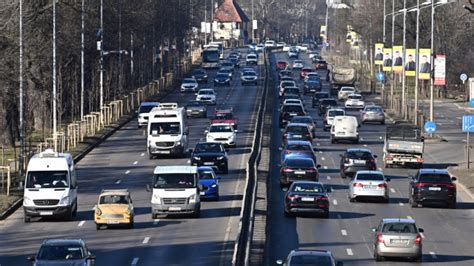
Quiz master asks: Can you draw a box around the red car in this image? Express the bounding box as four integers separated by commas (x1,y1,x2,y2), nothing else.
211,109,238,130
276,61,288,70
299,67,313,79
315,60,328,70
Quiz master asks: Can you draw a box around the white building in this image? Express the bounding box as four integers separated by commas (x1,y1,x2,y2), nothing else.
213,0,249,47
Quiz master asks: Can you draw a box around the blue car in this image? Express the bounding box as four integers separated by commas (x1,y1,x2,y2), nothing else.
280,140,316,164
198,167,221,201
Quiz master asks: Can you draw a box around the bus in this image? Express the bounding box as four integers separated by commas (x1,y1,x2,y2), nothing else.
205,41,224,59
201,48,220,69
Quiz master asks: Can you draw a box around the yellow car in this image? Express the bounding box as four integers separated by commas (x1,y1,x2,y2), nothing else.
94,189,134,230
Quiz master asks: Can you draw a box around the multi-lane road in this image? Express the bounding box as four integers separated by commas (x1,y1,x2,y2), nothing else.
265,51,474,265
0,49,263,266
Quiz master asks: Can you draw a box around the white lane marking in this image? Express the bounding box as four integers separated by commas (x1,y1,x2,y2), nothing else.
321,157,326,161
407,215,413,220
363,144,368,147
326,176,331,180
341,229,347,236
379,136,383,139
125,170,131,174
319,151,323,154
142,237,150,244
333,199,338,205
390,188,396,193
133,161,138,165
153,219,160,225
457,117,462,120
316,143,320,146
115,180,121,184
429,251,437,259
346,248,354,256
131,257,140,265
360,137,364,141
140,153,145,157
398,202,404,206
187,160,191,164
78,220,85,227
378,167,383,171
323,166,328,169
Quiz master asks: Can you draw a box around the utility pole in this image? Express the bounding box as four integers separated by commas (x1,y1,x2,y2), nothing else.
130,31,134,89
251,0,254,43
382,0,386,104
19,0,24,175
52,0,58,151
204,0,207,45
429,0,434,122
99,0,104,123
402,0,407,119
80,0,85,120
118,0,122,95
390,0,395,110
211,0,214,42
414,0,420,125
325,2,329,45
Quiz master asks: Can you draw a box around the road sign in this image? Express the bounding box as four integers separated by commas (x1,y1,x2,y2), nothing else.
462,116,474,132
470,98,474,108
376,72,384,82
460,73,468,84
424,121,437,134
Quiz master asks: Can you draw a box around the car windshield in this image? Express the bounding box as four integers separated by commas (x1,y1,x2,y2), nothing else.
153,173,196,188
285,100,301,105
26,171,69,189
306,77,320,81
243,71,256,76
287,144,312,151
328,110,345,117
220,69,231,73
215,113,233,120
347,151,373,160
193,69,206,75
348,95,362,100
291,117,312,124
183,79,195,84
282,81,295,87
247,55,257,59
418,173,452,183
199,90,214,95
210,125,233,132
341,88,355,92
382,223,417,234
138,105,157,114
321,99,337,105
216,73,229,79
187,101,203,107
37,245,84,260
222,62,233,67
356,173,384,181
149,122,180,135
365,106,383,112
100,195,128,204
198,169,215,180
284,88,300,95
289,254,332,265
195,143,223,153
287,126,309,133
283,105,304,113
314,93,329,99
294,60,303,64
292,183,324,193
278,61,287,65
286,159,314,168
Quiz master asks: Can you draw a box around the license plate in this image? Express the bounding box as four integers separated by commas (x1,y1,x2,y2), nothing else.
200,192,206,196
39,211,53,216
289,113,297,116
168,207,182,211
337,132,345,135
204,162,214,165
107,221,120,225
391,239,408,244
293,135,302,138
429,187,441,191
294,171,306,175
364,185,376,189
157,150,171,154
354,160,366,164
301,197,314,202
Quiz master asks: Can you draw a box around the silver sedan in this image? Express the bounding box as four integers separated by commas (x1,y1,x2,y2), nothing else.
360,105,385,124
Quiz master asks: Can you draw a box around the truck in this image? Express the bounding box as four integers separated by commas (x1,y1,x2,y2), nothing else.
23,149,78,222
331,66,356,96
383,124,424,168
147,103,189,158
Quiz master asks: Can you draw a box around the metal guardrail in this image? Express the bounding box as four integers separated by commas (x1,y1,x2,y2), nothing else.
233,48,271,266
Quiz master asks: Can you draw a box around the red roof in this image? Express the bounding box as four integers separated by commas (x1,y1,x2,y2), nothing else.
214,0,249,23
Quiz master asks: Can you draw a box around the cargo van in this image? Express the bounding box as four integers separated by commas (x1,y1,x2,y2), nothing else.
23,149,77,222
148,165,201,218
330,116,359,144
147,103,188,158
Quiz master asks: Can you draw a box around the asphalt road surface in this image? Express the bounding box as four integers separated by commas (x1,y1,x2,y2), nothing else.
0,48,264,266
265,51,474,265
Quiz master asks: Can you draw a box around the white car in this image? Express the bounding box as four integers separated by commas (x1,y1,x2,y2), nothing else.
349,170,390,203
282,45,291,52
345,93,365,109
292,60,304,69
337,86,356,101
137,102,160,128
206,123,237,147
246,54,258,65
255,44,265,53
276,42,286,48
279,80,297,96
265,40,276,47
180,78,198,92
283,99,305,109
324,108,345,131
195,88,217,105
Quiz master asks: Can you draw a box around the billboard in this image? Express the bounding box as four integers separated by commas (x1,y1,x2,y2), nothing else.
405,48,416,77
434,55,446,85
383,48,392,72
419,48,431,80
374,43,384,65
392,46,403,72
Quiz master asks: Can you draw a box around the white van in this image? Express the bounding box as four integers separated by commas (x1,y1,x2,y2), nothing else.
147,103,188,158
330,116,359,144
137,102,160,128
23,149,77,222
148,165,200,218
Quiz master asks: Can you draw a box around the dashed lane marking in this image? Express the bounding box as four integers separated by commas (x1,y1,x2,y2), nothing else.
378,167,383,171
333,199,338,205
131,257,139,265
321,157,326,161
125,170,130,174
133,161,138,165
337,214,342,219
153,219,160,225
407,216,413,219
390,188,396,193
78,221,85,227
326,176,331,180
429,252,437,259
399,202,404,206
346,248,354,256
115,180,121,184
142,237,150,244
140,153,145,157
341,229,347,236
323,166,328,169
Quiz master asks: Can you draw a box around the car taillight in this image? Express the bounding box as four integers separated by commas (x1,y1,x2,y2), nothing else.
385,156,393,161
283,133,288,137
415,234,422,245
378,183,387,188
304,133,311,137
415,183,427,188
287,195,299,201
344,158,350,163
319,196,328,201
377,233,384,243
368,159,375,164
282,168,294,173
417,158,424,163
353,183,364,188
306,168,317,173
285,150,292,154
445,183,456,189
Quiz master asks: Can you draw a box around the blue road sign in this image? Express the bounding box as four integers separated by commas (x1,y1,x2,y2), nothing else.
462,116,474,132
376,72,385,82
470,98,474,108
424,121,437,134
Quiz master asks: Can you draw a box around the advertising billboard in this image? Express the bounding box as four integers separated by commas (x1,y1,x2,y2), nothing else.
375,43,384,65
383,48,392,72
419,48,431,80
405,48,416,77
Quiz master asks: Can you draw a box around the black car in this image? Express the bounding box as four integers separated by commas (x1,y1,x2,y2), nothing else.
281,87,301,99
192,68,208,83
409,169,457,208
339,148,377,178
283,181,330,218
279,104,306,127
304,78,322,94
280,157,320,188
281,94,301,103
312,92,330,108
283,123,313,144
279,70,293,80
318,98,338,115
214,73,231,86
190,142,228,174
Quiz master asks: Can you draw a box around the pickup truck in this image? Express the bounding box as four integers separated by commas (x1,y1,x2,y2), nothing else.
383,125,424,168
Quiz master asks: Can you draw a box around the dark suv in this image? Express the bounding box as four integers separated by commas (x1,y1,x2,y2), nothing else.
409,169,457,208
318,98,338,115
312,92,330,108
280,104,306,127
339,148,377,178
190,142,229,174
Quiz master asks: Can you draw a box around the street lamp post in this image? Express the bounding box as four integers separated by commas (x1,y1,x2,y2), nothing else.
19,0,24,175
430,0,435,122
414,0,421,125
382,0,386,104
402,0,407,119
391,0,395,109
99,0,104,124
80,0,85,120
52,0,58,151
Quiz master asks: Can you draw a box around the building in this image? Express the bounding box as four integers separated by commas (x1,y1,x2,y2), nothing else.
213,0,249,47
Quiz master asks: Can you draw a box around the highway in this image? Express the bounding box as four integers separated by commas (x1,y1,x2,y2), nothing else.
265,51,474,265
0,49,263,266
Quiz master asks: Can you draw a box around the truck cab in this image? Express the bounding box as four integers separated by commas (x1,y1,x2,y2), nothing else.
23,149,77,222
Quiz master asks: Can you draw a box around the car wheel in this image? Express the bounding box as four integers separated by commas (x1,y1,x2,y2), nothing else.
24,214,31,223
192,208,201,218
149,153,154,160
383,197,390,203
96,224,101,230
72,204,77,217
65,209,74,221
349,197,356,203
284,208,293,217
341,171,346,179
410,197,418,208
222,166,229,175
203,113,207,118
152,213,158,219
214,193,220,201
331,139,336,144
448,201,456,209
322,211,329,219
381,120,385,125
413,255,422,262
374,249,384,261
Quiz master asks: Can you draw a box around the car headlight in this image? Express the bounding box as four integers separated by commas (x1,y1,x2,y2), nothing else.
95,207,102,216
23,196,33,206
193,156,201,160
59,196,70,206
211,184,217,188
207,135,214,139
176,141,182,146
153,194,161,204
217,156,224,160
189,194,196,203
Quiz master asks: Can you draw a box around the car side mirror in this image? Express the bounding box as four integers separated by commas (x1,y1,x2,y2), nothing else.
316,164,321,169
276,259,284,265
371,227,377,232
27,256,35,261
451,177,457,181
195,93,198,96
281,187,288,192
217,176,222,180
373,155,378,158
204,130,209,134
146,184,151,192
87,255,96,260
418,228,424,233
278,147,283,151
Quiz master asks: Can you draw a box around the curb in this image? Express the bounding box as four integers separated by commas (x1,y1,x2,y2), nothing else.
447,167,474,200
0,197,23,220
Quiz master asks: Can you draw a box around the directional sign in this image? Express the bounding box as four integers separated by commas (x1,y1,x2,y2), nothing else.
376,72,385,82
462,116,474,132
424,121,437,134
470,98,474,108
460,73,468,84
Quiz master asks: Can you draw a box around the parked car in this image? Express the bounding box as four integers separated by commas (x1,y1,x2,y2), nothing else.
283,181,331,218
409,168,457,208
339,148,377,178
349,171,390,203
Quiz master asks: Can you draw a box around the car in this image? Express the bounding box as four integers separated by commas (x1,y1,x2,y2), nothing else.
212,108,238,129
372,218,424,262
241,70,258,85
292,60,304,69
409,168,457,208
277,61,288,70
304,72,320,82
280,140,316,164
218,67,233,79
287,47,299,58
315,60,328,70
190,142,228,174
360,105,385,124
277,249,343,266
345,93,365,110
283,99,305,109
255,43,265,53
318,98,339,115
180,77,198,92
265,40,276,47
205,123,237,148
331,115,359,144
195,88,217,105
290,116,316,137
282,123,313,144
214,73,231,86
248,43,257,51
281,93,302,103
276,42,286,48
312,92,330,108
185,100,207,118
303,77,322,94
308,51,320,59
279,70,293,80
349,171,390,202
279,80,297,96
191,68,208,83
28,239,96,265
240,67,255,75
94,189,134,229
283,181,330,218
220,61,235,71
229,56,240,68
299,67,313,79
282,45,291,52
339,148,377,178
137,102,160,128
280,104,306,127
280,157,320,188
197,167,221,200
338,86,356,101
246,53,258,65
281,87,300,99
324,108,345,131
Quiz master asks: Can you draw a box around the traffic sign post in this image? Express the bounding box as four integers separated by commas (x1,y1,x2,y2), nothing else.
460,73,468,84
424,121,437,136
462,116,474,169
